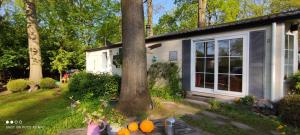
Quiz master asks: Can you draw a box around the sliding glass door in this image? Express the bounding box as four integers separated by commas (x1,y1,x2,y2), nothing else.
192,34,246,95
194,40,215,92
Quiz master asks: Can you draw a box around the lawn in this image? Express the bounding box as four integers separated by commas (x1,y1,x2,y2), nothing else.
0,86,299,135
0,85,85,135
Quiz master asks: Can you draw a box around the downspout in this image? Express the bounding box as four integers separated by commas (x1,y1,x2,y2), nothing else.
271,22,276,101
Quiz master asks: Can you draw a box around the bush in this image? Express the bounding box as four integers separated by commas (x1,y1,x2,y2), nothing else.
7,79,28,92
69,72,121,99
148,62,182,100
278,95,300,127
288,72,300,94
39,78,57,89
208,99,221,110
238,96,255,106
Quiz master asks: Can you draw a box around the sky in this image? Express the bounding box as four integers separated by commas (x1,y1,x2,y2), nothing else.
0,0,176,24
145,0,176,24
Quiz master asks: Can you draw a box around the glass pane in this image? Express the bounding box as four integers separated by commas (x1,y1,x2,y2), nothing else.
218,74,228,91
288,50,294,65
206,58,214,73
218,40,229,56
285,50,289,64
230,75,242,92
218,57,229,73
205,73,214,89
196,42,205,57
285,65,293,78
230,38,243,56
289,35,294,49
206,41,214,57
196,58,205,72
195,73,204,87
285,35,289,49
230,57,243,74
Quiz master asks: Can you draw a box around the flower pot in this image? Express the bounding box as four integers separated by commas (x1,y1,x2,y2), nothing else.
87,121,106,135
87,122,100,135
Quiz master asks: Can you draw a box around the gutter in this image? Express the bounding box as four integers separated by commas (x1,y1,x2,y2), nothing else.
271,22,276,101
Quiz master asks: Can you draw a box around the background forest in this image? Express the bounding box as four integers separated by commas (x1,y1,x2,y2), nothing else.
0,0,299,80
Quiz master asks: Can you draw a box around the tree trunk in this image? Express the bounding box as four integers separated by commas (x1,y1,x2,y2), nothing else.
198,0,207,29
0,0,3,7
117,0,151,116
24,0,43,83
146,0,153,37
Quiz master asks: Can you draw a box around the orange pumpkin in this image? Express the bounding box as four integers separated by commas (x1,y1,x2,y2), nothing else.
117,128,130,135
128,122,139,132
140,119,155,133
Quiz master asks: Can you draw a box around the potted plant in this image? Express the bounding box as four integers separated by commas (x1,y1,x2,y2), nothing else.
84,111,107,135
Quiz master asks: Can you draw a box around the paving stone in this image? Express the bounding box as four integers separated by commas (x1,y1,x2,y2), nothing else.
58,128,86,135
270,130,281,135
201,111,229,120
230,121,254,130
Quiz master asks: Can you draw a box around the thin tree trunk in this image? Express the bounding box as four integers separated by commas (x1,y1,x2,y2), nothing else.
0,0,3,7
24,0,43,83
198,0,207,28
146,0,153,37
117,0,151,116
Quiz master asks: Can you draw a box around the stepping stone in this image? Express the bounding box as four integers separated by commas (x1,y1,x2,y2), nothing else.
201,111,229,120
270,130,280,135
230,121,254,130
213,120,226,125
58,128,86,135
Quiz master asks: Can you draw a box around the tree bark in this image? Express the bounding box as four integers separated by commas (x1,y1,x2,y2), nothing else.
117,0,151,116
198,0,207,29
24,0,43,83
146,0,153,37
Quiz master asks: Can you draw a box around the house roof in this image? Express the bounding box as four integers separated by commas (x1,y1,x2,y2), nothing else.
86,9,300,52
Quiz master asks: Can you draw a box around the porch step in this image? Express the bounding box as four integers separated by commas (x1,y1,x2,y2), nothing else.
186,91,237,103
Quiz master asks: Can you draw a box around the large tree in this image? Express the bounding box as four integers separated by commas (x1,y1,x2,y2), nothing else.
117,0,151,115
24,0,43,83
198,0,207,28
146,0,153,37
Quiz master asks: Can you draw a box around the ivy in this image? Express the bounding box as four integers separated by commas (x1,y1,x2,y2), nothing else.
148,62,182,100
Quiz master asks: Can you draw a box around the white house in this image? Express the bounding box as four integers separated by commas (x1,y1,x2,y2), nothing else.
86,10,300,101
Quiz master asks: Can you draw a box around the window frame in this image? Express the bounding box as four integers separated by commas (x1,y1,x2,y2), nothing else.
191,33,249,97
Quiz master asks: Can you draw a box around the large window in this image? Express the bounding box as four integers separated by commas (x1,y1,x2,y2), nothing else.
218,38,243,92
284,34,294,79
195,40,215,89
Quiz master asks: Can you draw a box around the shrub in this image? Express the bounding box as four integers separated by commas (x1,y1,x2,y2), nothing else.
69,72,121,99
238,96,255,106
148,62,182,100
7,79,28,92
288,72,300,94
208,99,221,110
278,95,300,127
39,78,57,89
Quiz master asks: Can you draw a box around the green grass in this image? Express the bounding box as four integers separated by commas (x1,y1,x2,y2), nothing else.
181,115,251,135
209,104,299,135
0,85,87,135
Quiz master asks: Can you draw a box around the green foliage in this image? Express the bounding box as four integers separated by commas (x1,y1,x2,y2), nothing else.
287,71,300,94
238,96,255,106
278,95,300,127
148,62,182,100
7,79,28,92
208,99,221,110
50,48,73,79
79,97,125,126
39,77,57,89
68,72,121,99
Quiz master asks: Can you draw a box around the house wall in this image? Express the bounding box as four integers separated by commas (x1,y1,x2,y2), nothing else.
85,21,299,101
146,39,183,75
